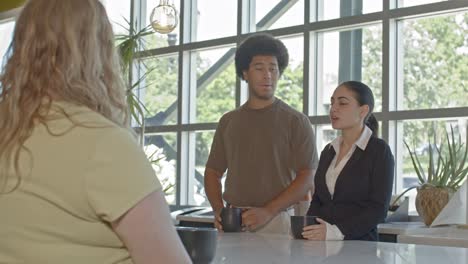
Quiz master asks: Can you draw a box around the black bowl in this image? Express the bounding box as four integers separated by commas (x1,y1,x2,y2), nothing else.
176,226,218,264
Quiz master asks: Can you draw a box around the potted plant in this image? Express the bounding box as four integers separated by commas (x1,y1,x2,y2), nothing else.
115,19,154,145
392,125,468,226
115,20,176,200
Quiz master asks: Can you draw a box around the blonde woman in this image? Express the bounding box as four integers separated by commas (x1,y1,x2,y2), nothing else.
0,0,190,263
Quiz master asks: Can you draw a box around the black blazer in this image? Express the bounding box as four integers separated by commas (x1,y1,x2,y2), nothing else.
307,136,394,241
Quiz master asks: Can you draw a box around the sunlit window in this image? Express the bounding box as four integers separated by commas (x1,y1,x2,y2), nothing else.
144,133,177,205
254,0,304,32
101,0,131,35
398,12,468,110
396,0,448,8
0,20,15,66
186,0,237,42
317,24,383,115
142,54,179,126
189,46,236,124
5,1,465,209
317,0,382,21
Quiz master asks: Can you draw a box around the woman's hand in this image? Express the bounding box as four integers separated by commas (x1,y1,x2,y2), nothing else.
302,218,327,241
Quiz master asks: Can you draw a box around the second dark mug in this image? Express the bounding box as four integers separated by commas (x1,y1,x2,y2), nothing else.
220,207,242,232
290,215,318,239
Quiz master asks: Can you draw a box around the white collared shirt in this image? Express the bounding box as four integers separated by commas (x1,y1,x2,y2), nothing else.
324,126,373,240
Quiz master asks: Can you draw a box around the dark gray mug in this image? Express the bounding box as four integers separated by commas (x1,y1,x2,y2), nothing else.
290,215,318,239
220,207,242,232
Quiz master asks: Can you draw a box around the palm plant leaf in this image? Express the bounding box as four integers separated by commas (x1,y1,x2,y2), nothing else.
115,17,155,136
126,92,145,126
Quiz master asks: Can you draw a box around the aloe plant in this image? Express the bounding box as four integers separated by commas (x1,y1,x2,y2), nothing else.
392,124,468,207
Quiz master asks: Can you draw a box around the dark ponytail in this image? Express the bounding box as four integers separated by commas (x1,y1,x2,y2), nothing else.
339,81,378,137
365,113,378,137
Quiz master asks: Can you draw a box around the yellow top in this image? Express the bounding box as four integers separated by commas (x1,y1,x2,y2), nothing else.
0,101,161,264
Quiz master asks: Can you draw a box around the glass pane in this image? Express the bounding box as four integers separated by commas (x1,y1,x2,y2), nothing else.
0,21,15,64
317,0,382,21
191,130,215,206
144,0,180,49
254,0,304,32
192,46,236,123
142,54,178,125
397,0,447,8
315,124,339,153
396,118,468,213
101,0,131,35
277,35,303,112
316,122,382,153
399,12,468,110
317,24,382,115
144,133,178,205
188,0,237,42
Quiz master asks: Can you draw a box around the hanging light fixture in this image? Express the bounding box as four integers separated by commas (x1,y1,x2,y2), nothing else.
150,0,178,34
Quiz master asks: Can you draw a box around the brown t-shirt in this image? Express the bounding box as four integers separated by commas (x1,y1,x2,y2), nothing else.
206,99,318,207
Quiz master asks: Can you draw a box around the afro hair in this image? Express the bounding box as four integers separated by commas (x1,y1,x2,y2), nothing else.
235,33,289,80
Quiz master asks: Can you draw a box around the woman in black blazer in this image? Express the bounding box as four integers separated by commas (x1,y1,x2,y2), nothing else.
302,81,394,241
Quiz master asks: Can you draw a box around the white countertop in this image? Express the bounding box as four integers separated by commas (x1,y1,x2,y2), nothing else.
176,207,214,223
398,226,468,248
378,222,427,235
378,222,468,248
177,214,468,248
212,232,468,263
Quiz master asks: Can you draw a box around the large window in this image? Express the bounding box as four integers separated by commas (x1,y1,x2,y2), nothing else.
2,1,467,212
317,24,383,115
189,46,236,123
101,0,132,35
396,0,448,8
0,20,15,65
144,133,178,205
133,0,468,211
398,12,468,110
255,0,304,31
142,53,179,125
277,35,304,112
317,0,382,21
186,0,237,42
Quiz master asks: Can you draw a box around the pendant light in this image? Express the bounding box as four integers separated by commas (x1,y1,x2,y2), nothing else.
150,0,178,34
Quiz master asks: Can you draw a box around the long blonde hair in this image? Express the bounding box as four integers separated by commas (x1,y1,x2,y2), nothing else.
0,0,129,192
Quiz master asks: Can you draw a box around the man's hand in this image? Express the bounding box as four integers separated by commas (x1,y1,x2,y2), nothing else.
241,207,275,231
302,218,327,240
213,208,223,232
